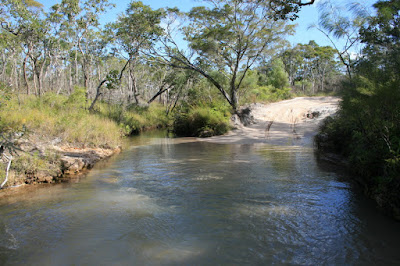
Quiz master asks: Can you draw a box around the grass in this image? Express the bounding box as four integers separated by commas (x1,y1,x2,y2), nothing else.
12,151,60,176
0,90,122,148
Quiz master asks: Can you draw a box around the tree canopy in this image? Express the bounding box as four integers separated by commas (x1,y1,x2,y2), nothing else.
157,0,294,112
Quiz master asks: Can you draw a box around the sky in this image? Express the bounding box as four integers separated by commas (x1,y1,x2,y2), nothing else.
39,0,377,49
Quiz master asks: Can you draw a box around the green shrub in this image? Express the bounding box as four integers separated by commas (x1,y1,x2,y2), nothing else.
13,152,48,175
315,77,400,209
246,85,292,103
173,106,230,137
98,102,170,135
65,86,87,108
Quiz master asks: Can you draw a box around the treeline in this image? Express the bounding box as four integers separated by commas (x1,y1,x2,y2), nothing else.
0,0,343,115
316,0,400,219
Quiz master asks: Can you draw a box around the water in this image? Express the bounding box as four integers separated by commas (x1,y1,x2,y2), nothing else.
1,134,400,265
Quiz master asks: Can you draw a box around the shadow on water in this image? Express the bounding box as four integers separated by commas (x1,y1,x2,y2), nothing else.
0,131,400,265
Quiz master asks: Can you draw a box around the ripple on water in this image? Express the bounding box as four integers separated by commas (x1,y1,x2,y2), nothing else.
1,139,400,264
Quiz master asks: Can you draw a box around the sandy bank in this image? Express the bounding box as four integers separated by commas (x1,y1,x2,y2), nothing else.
200,97,340,145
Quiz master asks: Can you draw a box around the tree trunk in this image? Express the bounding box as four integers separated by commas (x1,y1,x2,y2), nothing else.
129,65,139,104
23,54,30,95
88,79,106,112
83,60,89,89
74,44,79,86
0,53,6,83
231,89,239,113
69,64,73,94
132,75,139,104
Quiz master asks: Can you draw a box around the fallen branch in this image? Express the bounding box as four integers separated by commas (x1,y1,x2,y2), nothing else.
1,154,12,189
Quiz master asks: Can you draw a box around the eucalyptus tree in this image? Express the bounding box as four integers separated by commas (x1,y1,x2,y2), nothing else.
281,45,303,86
358,0,400,80
157,0,293,114
282,41,339,93
268,0,316,20
110,1,165,104
76,0,114,91
0,30,22,89
311,0,370,79
48,0,113,93
0,0,47,95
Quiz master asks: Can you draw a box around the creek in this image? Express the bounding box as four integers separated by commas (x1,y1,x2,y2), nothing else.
1,132,400,265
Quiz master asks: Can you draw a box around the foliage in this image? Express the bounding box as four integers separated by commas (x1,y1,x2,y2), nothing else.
316,0,400,216
159,0,293,112
313,0,370,79
12,150,60,176
246,85,292,103
268,0,316,20
281,41,341,94
111,1,164,56
65,86,87,108
266,59,290,89
173,104,231,137
0,92,121,148
98,102,170,135
316,78,400,188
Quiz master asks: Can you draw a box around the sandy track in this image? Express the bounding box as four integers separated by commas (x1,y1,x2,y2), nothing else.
200,97,340,145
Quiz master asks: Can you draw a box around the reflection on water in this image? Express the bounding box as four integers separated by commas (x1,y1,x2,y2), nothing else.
1,133,400,265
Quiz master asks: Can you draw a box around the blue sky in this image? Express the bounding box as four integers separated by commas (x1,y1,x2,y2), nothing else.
39,0,377,49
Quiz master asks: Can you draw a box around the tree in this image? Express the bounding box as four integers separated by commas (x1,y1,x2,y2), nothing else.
1,0,47,95
268,0,316,20
157,0,293,113
111,1,165,104
281,41,340,94
48,0,113,95
311,0,370,79
358,0,400,80
267,58,290,89
315,0,400,217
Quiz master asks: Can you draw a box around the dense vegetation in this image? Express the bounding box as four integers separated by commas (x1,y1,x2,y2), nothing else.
316,0,400,218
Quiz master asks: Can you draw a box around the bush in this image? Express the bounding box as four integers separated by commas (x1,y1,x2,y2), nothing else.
173,106,230,137
315,77,400,214
246,85,292,103
98,102,170,135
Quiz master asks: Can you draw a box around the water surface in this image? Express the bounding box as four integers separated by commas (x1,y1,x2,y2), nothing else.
1,134,400,265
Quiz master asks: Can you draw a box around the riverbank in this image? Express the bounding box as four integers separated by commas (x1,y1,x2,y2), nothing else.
0,96,339,190
0,91,125,190
0,132,121,189
201,97,340,145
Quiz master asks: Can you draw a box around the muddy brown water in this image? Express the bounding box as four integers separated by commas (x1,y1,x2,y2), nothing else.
1,132,400,265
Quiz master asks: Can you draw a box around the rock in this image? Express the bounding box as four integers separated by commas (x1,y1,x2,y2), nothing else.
198,130,214,138
59,146,121,175
36,174,55,183
1,133,122,188
306,111,320,119
61,157,86,174
237,107,254,126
